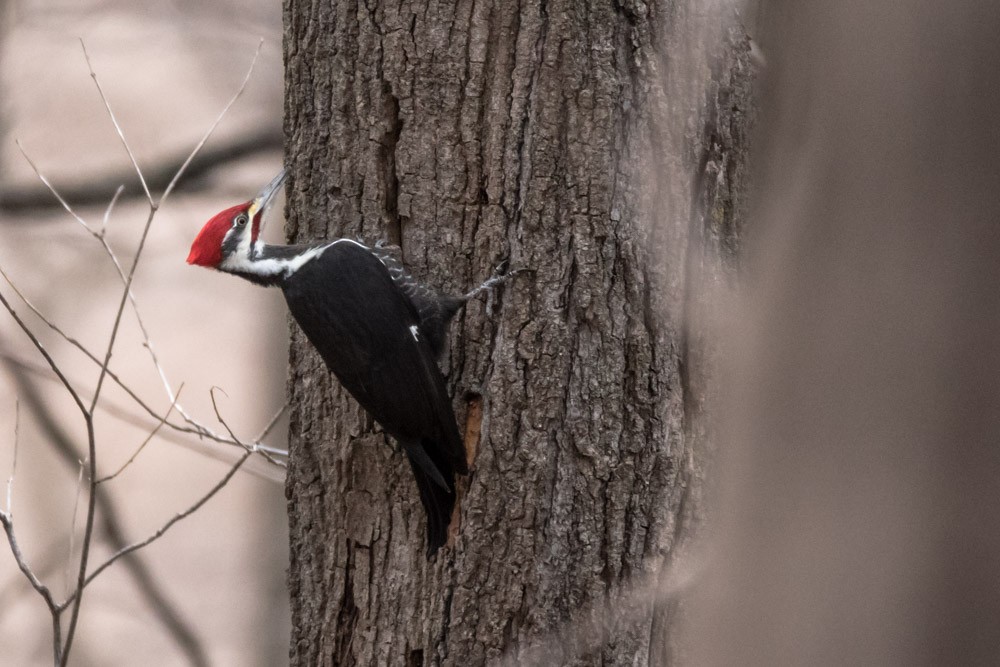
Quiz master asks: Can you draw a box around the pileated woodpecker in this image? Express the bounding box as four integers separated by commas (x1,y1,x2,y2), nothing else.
187,169,509,557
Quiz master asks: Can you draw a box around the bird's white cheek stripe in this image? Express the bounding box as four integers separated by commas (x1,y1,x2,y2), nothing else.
409,325,420,341
221,242,327,277
220,238,371,279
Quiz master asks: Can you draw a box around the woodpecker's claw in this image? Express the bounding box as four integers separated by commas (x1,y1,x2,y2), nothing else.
463,257,532,316
494,257,536,281
490,259,534,285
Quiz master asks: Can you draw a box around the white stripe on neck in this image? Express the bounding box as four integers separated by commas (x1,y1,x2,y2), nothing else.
220,238,372,279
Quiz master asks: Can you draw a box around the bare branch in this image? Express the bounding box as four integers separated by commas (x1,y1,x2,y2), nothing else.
94,40,288,442
77,42,267,442
7,39,278,666
9,152,184,434
64,200,160,662
79,39,153,206
2,348,288,469
63,449,252,607
209,388,238,441
97,387,183,484
89,204,156,411
10,48,287,467
10,369,209,664
0,230,242,455
6,153,171,411
62,199,154,659
62,206,163,660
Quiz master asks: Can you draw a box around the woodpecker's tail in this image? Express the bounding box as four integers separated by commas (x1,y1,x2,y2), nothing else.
403,440,460,558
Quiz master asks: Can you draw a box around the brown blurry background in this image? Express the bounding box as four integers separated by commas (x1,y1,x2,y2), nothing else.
694,1,1000,665
0,1,291,664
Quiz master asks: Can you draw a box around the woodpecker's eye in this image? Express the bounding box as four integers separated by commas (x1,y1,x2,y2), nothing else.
235,213,249,227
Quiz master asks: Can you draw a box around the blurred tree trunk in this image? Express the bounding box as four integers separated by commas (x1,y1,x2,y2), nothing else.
282,1,756,664
693,2,1000,665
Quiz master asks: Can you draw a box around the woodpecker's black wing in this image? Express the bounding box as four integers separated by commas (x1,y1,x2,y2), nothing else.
280,240,467,555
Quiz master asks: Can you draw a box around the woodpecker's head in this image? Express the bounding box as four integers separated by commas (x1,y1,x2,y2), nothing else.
187,169,286,269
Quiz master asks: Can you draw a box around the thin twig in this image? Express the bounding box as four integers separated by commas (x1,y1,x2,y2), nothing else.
62,450,252,608
80,39,153,206
61,203,158,662
160,38,264,206
66,461,85,595
0,274,287,462
60,41,271,662
100,184,124,238
63,44,159,665
1,159,168,410
0,513,60,614
2,345,289,473
210,388,286,468
5,398,18,514
16,44,269,447
7,155,180,429
150,38,265,436
13,141,94,233
10,368,209,665
59,417,94,666
88,204,156,412
61,178,156,667
0,512,63,663
61,199,155,657
97,387,183,484
14,141,287,464
1,128,282,215
255,402,289,447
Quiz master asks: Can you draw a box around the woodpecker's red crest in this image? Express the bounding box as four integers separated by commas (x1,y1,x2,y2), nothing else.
187,203,250,267
187,169,286,268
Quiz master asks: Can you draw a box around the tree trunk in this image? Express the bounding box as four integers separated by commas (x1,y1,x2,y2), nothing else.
281,1,756,664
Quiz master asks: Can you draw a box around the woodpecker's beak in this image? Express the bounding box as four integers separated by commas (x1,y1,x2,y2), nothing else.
247,168,287,225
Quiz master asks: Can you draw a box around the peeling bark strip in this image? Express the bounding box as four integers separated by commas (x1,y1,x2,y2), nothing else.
282,1,756,665
462,394,483,468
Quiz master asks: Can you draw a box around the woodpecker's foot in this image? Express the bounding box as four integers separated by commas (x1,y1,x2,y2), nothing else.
463,260,510,301
464,258,531,316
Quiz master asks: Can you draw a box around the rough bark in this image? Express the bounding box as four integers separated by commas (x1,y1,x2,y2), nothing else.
282,1,756,664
